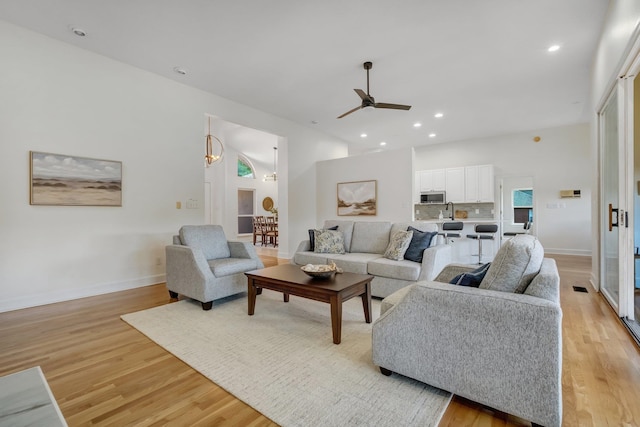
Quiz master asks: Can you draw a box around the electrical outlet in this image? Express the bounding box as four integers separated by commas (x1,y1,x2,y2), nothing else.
475,209,479,214
155,257,162,266
186,198,199,209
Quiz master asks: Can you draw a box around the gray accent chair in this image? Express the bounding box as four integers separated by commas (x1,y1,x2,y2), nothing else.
165,225,264,310
372,235,562,427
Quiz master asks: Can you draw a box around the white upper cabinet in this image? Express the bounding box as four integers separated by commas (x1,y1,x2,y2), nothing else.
445,167,465,203
418,169,445,192
465,164,494,202
417,164,494,203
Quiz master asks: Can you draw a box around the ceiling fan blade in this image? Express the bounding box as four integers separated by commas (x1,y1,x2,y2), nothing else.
374,102,412,111
354,89,368,100
337,105,363,119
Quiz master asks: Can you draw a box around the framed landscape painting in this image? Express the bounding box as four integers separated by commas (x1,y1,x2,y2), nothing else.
337,180,377,216
30,151,122,206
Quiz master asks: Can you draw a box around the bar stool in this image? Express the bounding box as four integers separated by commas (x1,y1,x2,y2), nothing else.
503,221,532,240
438,221,464,244
467,224,498,264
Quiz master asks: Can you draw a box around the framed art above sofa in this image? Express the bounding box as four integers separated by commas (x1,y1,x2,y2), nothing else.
337,180,376,216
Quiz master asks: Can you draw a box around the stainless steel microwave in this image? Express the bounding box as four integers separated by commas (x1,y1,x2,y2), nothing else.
420,191,446,204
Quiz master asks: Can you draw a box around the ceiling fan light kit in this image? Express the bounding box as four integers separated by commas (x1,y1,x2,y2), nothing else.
337,61,412,119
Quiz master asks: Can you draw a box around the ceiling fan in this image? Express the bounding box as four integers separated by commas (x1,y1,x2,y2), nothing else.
337,61,412,119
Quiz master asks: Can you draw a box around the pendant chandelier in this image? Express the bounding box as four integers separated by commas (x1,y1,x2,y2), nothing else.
263,147,277,181
205,117,224,166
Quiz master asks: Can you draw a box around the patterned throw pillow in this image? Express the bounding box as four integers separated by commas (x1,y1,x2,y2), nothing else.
383,230,414,261
308,225,338,251
314,230,346,254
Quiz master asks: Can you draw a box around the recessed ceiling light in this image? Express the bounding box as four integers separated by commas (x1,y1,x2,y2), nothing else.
173,67,188,75
548,45,560,52
429,133,436,138
434,113,443,118
413,122,422,128
70,27,87,37
360,133,367,138
380,142,387,146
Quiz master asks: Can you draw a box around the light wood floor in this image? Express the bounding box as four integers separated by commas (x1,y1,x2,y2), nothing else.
1,253,639,426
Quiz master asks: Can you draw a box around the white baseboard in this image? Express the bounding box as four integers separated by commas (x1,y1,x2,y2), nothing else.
544,248,592,257
0,274,165,313
590,273,600,291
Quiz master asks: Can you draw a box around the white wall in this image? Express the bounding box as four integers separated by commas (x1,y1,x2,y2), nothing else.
0,20,348,312
415,124,592,255
590,2,640,287
315,147,415,224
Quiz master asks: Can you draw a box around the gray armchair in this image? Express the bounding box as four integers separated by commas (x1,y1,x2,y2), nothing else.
165,225,264,310
372,235,562,427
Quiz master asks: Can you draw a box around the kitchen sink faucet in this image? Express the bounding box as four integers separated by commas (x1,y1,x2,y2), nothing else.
445,202,454,220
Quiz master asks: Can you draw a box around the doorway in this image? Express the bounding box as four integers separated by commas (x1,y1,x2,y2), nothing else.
628,72,640,340
598,50,640,344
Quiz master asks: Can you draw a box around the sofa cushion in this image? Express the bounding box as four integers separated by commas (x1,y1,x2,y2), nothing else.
293,251,328,266
179,225,230,260
368,258,422,281
308,225,338,251
350,221,392,254
404,227,438,263
383,230,414,261
314,230,346,254
208,257,260,277
324,220,355,252
326,253,381,275
479,234,544,293
450,263,491,287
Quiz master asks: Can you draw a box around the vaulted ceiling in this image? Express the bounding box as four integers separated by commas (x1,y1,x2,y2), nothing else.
0,0,609,160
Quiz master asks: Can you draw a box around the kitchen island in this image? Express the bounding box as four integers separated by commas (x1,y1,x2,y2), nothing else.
418,218,499,264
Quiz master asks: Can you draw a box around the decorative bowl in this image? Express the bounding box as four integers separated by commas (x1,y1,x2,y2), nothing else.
301,264,336,279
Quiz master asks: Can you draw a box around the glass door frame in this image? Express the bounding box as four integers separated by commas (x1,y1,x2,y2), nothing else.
598,76,637,319
599,82,627,315
622,70,638,320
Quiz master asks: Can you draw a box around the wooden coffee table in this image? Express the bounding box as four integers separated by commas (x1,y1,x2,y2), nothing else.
245,264,373,344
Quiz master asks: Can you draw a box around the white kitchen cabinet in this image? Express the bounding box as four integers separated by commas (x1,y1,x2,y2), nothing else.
418,169,445,192
445,167,465,202
465,164,494,202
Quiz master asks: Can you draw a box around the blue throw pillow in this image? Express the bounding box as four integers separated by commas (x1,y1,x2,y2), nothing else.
404,226,437,263
450,263,491,287
309,225,338,251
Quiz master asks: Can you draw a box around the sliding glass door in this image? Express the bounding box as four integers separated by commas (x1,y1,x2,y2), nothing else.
601,88,623,312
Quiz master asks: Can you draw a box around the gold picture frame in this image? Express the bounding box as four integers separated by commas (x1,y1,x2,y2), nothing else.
337,180,377,216
30,151,122,206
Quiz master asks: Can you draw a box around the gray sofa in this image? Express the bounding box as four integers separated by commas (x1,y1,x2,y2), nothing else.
372,235,562,427
292,220,451,298
165,225,264,310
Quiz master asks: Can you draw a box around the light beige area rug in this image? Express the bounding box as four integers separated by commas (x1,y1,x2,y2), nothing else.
122,291,451,427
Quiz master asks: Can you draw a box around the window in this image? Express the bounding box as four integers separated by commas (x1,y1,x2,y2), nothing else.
513,189,533,224
237,189,255,234
238,155,255,178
